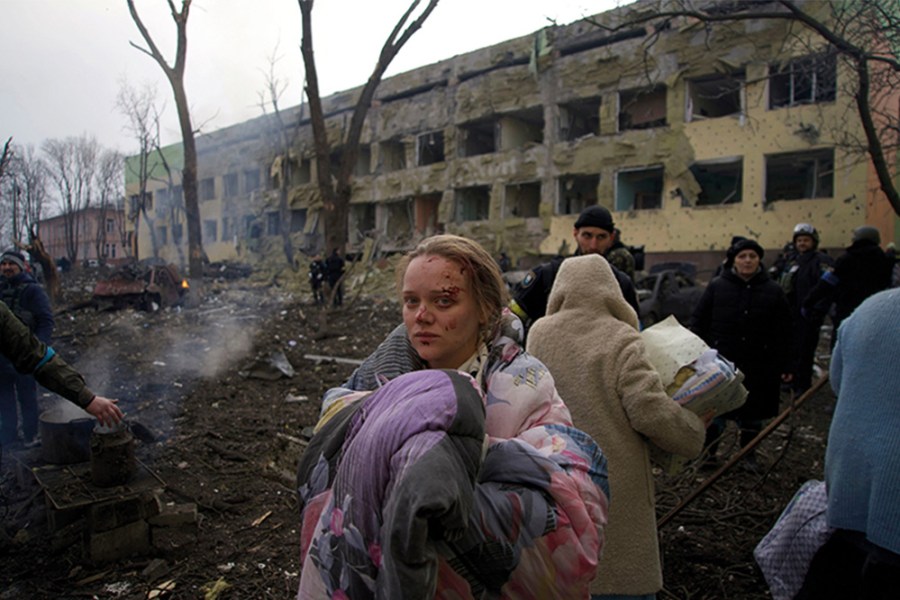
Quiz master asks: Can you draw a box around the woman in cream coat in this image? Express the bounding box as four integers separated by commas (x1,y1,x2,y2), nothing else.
527,254,705,600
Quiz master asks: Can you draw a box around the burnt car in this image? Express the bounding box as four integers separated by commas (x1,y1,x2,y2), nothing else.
636,262,705,328
92,260,187,311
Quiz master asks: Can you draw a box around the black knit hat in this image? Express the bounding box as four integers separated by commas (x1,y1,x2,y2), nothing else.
574,205,614,232
0,250,26,270
731,238,764,260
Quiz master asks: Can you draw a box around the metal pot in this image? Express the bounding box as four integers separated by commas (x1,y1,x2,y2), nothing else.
39,408,94,464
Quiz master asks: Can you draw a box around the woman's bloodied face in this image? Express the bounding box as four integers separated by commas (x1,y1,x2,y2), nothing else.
402,255,483,369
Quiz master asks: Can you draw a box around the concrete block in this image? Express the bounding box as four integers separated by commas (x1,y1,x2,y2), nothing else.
87,519,150,563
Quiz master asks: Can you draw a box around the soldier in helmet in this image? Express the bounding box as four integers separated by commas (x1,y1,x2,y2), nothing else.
779,224,834,393
803,225,893,348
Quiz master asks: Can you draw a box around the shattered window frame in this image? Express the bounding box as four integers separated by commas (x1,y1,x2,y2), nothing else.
690,158,744,206
615,166,664,211
686,72,745,121
454,185,491,222
417,131,445,166
379,139,407,172
559,97,601,140
557,174,599,216
504,181,542,218
769,52,837,109
458,118,497,157
243,168,261,193
618,85,668,131
765,148,834,202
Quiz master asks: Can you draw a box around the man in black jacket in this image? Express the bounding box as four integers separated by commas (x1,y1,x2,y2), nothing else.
510,205,640,339
803,226,892,347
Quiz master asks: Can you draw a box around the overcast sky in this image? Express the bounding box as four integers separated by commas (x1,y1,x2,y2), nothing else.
1,0,628,154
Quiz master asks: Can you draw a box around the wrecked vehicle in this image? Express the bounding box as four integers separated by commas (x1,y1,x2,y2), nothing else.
92,260,187,311
636,262,705,329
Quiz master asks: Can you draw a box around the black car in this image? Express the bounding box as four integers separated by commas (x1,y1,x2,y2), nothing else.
636,262,705,328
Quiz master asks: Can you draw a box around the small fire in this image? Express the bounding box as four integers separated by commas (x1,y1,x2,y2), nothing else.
181,279,190,290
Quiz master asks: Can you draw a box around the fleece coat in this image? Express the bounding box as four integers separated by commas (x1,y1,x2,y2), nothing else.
527,254,705,596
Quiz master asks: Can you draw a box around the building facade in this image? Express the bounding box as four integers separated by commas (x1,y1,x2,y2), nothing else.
39,206,129,267
126,0,899,276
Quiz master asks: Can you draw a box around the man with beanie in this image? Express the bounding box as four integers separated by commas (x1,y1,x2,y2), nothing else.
803,226,892,345
778,224,834,393
510,204,640,338
0,250,54,447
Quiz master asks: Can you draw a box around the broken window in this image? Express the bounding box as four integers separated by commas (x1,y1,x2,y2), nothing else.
687,72,744,121
291,209,307,233
504,182,541,218
455,186,491,222
616,167,664,210
266,212,281,236
765,149,834,202
458,119,496,157
770,53,837,108
619,85,667,131
690,159,743,206
498,107,544,151
557,175,599,215
200,177,216,201
203,219,218,243
418,131,445,166
355,145,372,177
350,203,377,238
223,173,239,198
415,193,442,235
384,199,413,239
291,158,311,185
560,97,601,140
243,216,261,239
244,168,261,193
379,140,406,172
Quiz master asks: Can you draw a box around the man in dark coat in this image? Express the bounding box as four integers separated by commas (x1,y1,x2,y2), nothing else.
0,250,54,446
510,205,640,339
778,224,834,393
308,255,326,306
803,226,892,345
325,249,346,307
691,239,793,467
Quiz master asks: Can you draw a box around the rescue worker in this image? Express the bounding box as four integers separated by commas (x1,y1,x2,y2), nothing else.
308,254,326,306
510,204,640,339
605,228,636,281
0,250,54,447
0,301,122,433
778,224,834,393
803,225,892,347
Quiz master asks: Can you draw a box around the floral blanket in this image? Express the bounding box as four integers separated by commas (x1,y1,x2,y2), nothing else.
297,367,609,599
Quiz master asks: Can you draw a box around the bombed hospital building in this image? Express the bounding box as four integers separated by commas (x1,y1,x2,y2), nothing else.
125,0,899,276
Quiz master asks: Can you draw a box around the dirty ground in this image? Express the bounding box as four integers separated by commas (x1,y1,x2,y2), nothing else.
0,268,833,599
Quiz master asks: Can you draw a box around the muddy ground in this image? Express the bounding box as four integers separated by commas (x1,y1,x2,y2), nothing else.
0,266,833,599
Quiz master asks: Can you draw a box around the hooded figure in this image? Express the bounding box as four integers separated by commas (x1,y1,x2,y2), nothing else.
527,254,704,598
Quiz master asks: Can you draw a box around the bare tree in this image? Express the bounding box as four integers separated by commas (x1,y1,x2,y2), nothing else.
258,45,303,267
593,0,900,216
118,81,164,258
297,0,440,254
5,145,49,249
127,0,204,284
93,149,124,262
42,135,100,264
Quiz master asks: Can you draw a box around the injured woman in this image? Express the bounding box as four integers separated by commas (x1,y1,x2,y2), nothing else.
296,235,610,599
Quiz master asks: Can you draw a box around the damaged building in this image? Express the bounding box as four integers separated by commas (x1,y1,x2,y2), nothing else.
125,0,899,275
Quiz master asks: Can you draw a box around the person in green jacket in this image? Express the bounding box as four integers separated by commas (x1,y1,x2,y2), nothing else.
0,301,122,428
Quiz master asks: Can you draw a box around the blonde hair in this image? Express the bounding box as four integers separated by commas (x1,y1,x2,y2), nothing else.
396,235,508,343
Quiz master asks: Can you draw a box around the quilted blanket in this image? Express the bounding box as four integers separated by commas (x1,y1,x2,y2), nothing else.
297,368,609,599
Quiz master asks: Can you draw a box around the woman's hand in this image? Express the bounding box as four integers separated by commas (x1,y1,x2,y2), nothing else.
85,396,124,427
